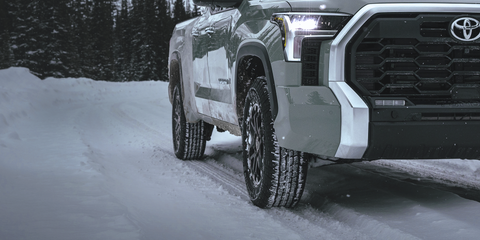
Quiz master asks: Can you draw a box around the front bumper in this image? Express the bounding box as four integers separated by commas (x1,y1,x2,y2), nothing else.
331,3,480,160
275,3,480,160
274,83,480,160
367,120,480,159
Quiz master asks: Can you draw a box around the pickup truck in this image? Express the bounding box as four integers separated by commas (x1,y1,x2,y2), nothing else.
168,0,480,208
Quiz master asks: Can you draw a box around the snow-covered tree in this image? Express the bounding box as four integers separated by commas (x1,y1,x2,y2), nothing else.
129,0,160,81
0,0,14,69
172,0,188,25
113,0,132,81
2,0,195,81
37,0,80,78
90,0,115,80
71,0,95,79
7,0,41,75
155,0,173,80
7,0,79,78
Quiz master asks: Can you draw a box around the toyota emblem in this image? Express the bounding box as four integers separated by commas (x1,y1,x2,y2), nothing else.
450,17,480,42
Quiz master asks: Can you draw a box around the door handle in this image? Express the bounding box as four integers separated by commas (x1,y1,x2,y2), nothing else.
205,27,215,34
192,28,200,37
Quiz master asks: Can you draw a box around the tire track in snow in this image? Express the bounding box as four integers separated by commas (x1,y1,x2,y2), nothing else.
107,101,446,239
360,160,480,196
109,103,164,137
107,102,248,201
192,148,418,240
184,157,352,239
109,102,250,201
186,160,249,199
200,146,429,240
352,160,480,203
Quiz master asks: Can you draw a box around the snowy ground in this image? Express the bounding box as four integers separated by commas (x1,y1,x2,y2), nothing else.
2,67,480,240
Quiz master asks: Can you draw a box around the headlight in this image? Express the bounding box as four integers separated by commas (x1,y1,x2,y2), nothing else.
271,13,351,61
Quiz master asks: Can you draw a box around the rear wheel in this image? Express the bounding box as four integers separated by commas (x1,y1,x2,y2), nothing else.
172,85,207,160
242,78,310,208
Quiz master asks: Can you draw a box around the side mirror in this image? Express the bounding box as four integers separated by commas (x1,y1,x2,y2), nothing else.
193,0,243,8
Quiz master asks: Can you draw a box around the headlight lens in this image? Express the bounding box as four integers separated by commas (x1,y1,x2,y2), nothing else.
271,13,351,61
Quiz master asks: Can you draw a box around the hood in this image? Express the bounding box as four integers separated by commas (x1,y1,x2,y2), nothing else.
286,0,480,14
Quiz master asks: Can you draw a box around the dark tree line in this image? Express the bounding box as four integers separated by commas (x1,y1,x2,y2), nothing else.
0,0,199,81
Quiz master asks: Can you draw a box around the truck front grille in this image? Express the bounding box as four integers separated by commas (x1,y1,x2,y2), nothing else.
301,38,322,86
348,14,480,105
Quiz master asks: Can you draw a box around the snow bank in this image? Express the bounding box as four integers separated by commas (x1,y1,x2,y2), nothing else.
2,67,480,240
0,68,42,135
0,68,310,240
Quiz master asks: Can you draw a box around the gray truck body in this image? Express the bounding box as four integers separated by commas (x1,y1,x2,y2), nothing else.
169,0,480,160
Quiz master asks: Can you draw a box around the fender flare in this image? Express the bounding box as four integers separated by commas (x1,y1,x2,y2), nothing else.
236,42,279,119
168,51,183,104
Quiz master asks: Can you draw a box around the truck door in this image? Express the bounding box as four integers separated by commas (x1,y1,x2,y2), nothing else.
207,8,238,123
192,11,212,116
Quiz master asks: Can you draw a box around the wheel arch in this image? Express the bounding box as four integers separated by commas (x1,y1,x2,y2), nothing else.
236,42,278,121
168,51,183,104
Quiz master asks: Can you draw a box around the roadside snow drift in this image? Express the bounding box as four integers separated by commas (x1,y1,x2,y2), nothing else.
2,67,480,240
0,67,301,240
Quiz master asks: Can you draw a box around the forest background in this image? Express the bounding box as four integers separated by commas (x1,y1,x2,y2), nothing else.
0,0,198,81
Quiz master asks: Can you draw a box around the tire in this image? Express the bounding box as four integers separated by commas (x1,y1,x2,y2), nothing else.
172,85,207,160
242,78,310,208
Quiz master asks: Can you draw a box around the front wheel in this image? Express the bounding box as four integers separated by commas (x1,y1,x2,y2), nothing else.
242,78,310,208
172,85,207,160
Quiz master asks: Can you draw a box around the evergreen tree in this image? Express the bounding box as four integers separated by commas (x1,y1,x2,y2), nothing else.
3,0,188,81
155,0,173,80
8,0,79,78
29,0,50,77
7,0,40,75
71,0,94,78
36,0,79,78
125,0,176,81
90,0,115,80
129,0,159,81
0,0,13,69
172,0,188,24
0,30,13,69
113,0,132,81
129,0,143,81
191,5,200,18
137,0,159,80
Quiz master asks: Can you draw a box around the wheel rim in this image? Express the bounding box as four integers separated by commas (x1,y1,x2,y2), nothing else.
173,90,182,151
245,102,264,189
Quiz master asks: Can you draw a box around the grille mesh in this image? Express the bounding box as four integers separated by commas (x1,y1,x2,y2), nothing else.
350,15,480,104
302,38,322,86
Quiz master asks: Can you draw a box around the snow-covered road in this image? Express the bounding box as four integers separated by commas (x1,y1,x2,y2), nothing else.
2,67,480,240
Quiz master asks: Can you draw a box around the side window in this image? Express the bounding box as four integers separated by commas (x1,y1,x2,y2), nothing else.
199,7,209,16
211,6,234,14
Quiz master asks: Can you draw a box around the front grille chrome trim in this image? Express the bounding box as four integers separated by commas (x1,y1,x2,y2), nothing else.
329,3,480,159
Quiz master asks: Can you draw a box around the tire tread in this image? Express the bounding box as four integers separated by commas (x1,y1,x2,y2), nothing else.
243,79,310,208
172,85,207,160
